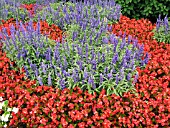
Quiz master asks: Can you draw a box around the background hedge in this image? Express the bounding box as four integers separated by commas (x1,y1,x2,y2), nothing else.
114,0,170,23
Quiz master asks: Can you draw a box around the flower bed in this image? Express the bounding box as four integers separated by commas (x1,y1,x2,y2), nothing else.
0,0,170,127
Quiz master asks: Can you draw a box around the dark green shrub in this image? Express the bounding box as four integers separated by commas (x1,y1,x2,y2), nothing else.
114,0,170,23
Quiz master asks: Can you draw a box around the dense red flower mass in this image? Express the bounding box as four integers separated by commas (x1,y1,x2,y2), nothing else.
0,6,170,128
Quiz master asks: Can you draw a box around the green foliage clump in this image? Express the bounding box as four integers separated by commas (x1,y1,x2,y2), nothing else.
114,0,170,22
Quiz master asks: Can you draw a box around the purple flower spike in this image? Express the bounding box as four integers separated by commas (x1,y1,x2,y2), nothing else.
164,15,169,34
143,52,150,64
112,52,119,64
41,62,47,74
107,25,112,32
100,50,105,61
102,37,109,44
37,76,43,86
35,68,39,77
120,38,126,49
84,68,88,79
24,66,30,78
17,51,21,60
90,35,93,45
88,76,96,89
128,35,132,44
109,34,115,44
120,68,125,79
63,5,67,13
64,56,68,68
77,60,83,70
116,74,119,85
107,70,113,80
48,73,52,86
133,72,139,83
156,15,161,32
126,73,131,81
125,48,131,60
30,63,37,71
60,78,66,90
